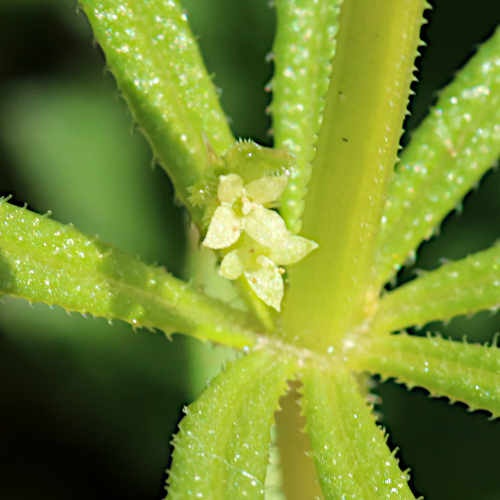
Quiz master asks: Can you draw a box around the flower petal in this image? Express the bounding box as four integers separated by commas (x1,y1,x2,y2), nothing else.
268,235,319,265
220,249,247,280
203,205,243,249
244,207,290,247
244,256,284,311
217,173,245,203
245,175,288,205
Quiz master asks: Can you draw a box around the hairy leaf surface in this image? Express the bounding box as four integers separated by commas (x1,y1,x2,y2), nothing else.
349,334,500,417
376,26,500,287
272,0,343,234
0,200,256,348
301,361,415,499
80,0,234,214
372,244,500,333
167,348,296,499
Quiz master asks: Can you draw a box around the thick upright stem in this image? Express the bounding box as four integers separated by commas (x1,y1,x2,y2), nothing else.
281,0,428,352
275,386,324,500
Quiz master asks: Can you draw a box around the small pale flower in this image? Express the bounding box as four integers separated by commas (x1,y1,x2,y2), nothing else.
202,172,318,310
202,173,288,250
219,236,318,311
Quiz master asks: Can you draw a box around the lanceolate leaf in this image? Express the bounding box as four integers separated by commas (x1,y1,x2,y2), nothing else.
79,0,234,214
301,361,416,499
349,334,500,418
371,244,500,334
0,200,257,348
272,0,343,234
375,26,500,288
167,348,296,499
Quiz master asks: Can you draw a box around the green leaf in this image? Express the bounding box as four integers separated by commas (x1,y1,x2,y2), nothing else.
0,78,183,267
371,244,500,333
349,334,500,418
167,348,296,499
281,0,429,352
301,361,416,499
375,26,500,288
271,0,343,234
0,200,256,348
79,0,234,215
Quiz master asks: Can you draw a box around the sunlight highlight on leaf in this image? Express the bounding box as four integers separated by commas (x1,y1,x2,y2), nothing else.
80,0,234,214
272,0,343,234
375,26,500,287
167,348,296,499
371,244,500,333
0,200,256,348
349,334,500,418
301,361,416,499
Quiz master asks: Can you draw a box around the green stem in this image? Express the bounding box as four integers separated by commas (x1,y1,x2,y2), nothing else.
275,385,324,500
281,0,428,352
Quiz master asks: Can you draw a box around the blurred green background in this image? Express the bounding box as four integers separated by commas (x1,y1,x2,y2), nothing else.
0,0,499,499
